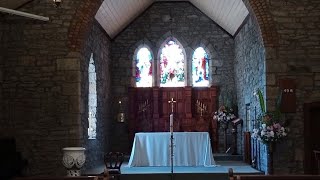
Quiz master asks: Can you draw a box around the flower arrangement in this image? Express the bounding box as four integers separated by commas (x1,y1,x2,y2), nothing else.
251,89,288,144
213,105,236,124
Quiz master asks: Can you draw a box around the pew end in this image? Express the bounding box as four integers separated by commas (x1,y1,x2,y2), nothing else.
228,168,320,180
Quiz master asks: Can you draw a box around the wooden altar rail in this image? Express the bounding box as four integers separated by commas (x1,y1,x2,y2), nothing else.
251,136,261,170
228,168,320,180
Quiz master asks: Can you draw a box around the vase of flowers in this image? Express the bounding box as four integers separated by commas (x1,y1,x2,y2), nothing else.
213,105,237,153
251,89,288,144
251,113,288,144
213,105,236,127
251,89,288,174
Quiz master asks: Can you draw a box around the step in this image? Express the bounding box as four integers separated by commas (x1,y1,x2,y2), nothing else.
213,153,243,161
124,154,243,162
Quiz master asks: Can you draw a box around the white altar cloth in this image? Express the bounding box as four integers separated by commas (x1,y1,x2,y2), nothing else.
128,132,216,167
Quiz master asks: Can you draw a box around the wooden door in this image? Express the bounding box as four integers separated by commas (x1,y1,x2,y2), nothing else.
304,101,320,174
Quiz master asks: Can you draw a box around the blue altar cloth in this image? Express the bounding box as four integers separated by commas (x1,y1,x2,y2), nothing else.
128,132,216,167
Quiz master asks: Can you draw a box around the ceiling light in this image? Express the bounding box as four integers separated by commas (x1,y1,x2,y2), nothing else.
53,0,62,8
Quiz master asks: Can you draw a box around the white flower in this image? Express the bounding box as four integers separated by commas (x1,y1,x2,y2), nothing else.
262,124,267,129
282,132,287,136
269,131,274,137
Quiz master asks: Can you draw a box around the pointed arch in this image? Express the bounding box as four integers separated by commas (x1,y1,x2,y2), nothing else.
134,44,154,87
88,53,97,139
189,40,220,87
192,47,210,87
157,37,187,87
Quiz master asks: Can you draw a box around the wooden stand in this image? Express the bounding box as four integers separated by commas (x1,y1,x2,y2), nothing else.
244,132,251,164
220,122,228,152
314,150,320,175
267,143,274,175
231,118,243,155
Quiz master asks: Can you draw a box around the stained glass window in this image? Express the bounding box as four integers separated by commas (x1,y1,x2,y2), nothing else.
160,40,185,87
135,47,153,87
192,47,209,87
88,53,97,139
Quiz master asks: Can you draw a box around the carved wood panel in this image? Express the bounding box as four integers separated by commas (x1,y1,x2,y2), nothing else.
128,86,219,152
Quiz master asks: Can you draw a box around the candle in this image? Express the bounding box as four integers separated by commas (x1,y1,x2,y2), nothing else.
170,114,173,133
248,108,251,130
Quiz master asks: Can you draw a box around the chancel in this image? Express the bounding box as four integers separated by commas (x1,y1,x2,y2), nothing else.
0,0,320,180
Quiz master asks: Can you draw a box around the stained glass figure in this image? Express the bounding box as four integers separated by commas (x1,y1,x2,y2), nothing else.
192,47,209,87
160,40,185,87
135,47,153,87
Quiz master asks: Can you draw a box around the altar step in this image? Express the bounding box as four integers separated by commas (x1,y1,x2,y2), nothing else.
120,161,263,180
213,153,243,161
85,157,262,180
124,153,243,162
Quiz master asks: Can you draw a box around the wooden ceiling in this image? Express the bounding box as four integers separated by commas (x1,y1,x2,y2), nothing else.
0,0,249,39
95,0,249,38
95,0,153,39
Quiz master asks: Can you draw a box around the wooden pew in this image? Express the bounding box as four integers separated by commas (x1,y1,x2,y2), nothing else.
13,176,100,180
228,168,320,180
14,168,112,180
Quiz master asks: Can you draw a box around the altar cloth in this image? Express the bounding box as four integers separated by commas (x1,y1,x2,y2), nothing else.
128,132,216,167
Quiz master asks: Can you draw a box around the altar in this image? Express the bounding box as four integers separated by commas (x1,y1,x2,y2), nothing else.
128,86,219,153
128,132,216,167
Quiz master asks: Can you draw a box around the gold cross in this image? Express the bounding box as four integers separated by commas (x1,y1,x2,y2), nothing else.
168,98,176,113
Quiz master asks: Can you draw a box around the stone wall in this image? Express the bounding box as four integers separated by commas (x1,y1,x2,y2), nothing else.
0,21,4,138
0,0,108,176
81,21,112,171
266,0,320,174
111,2,235,152
236,0,320,174
234,12,267,173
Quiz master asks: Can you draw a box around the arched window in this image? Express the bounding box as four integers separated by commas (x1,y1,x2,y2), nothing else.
88,53,97,139
159,39,186,87
192,47,209,87
135,46,153,87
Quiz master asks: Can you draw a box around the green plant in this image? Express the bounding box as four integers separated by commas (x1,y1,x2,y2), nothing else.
252,88,287,144
256,89,266,114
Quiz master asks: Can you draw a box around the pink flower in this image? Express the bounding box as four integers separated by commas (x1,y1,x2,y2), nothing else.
273,123,281,129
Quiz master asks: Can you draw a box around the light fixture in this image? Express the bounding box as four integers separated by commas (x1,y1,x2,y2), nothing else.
53,0,62,8
0,7,49,21
117,100,125,123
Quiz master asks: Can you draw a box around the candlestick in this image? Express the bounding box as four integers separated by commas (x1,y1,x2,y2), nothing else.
170,114,173,133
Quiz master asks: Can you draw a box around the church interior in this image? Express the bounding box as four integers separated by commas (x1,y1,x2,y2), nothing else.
0,0,320,179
